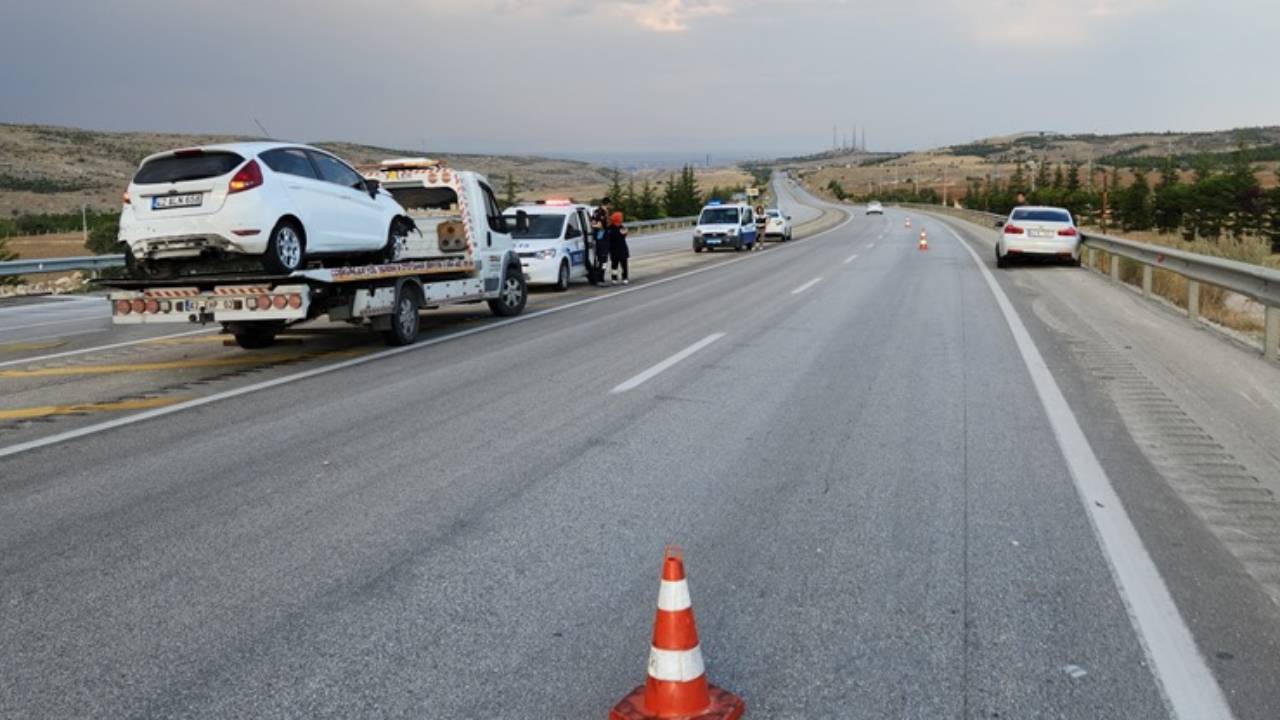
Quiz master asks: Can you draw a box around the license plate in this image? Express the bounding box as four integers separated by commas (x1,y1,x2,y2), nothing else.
152,193,202,210
706,239,720,245
1030,229,1056,238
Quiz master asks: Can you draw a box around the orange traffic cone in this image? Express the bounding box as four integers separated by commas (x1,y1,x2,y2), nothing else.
609,548,745,720
904,218,912,228
918,230,928,251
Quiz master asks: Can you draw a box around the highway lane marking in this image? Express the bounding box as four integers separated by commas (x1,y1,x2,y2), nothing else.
0,207,853,460
0,396,191,421
610,333,725,394
945,221,1235,720
843,254,859,264
0,328,216,369
790,278,822,295
0,296,102,315
0,348,367,378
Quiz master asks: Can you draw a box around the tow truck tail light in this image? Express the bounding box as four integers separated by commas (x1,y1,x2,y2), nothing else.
145,299,160,314
256,295,272,310
288,294,302,309
130,299,146,313
115,300,132,315
228,160,263,194
272,295,288,310
1003,224,1025,235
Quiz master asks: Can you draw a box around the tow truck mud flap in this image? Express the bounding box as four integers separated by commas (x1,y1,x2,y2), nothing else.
352,287,397,318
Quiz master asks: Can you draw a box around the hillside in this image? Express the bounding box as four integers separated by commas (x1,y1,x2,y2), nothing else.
0,123,614,216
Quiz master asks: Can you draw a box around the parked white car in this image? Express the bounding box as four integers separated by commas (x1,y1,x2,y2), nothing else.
995,205,1081,268
119,142,414,275
693,202,758,252
763,208,792,241
503,201,592,291
866,201,884,215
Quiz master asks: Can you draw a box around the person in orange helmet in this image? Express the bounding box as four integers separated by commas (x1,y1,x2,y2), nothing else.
605,211,630,286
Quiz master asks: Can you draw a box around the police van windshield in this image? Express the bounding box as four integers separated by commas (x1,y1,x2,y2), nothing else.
506,213,566,240
699,208,739,225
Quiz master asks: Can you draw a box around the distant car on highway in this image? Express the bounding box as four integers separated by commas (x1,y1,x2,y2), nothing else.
866,201,884,215
504,200,591,291
995,205,1081,268
119,142,413,276
763,208,792,241
693,201,757,252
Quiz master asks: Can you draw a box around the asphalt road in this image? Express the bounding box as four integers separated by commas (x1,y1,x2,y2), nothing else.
2,185,1278,719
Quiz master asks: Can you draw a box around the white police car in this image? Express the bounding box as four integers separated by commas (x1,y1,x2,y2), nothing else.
504,200,591,291
693,201,758,253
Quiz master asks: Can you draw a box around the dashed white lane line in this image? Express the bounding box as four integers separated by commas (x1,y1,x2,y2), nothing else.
944,221,1235,720
843,254,859,264
790,278,822,295
610,333,725,394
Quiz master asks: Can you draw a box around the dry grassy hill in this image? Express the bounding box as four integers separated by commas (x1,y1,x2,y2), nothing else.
0,123,615,217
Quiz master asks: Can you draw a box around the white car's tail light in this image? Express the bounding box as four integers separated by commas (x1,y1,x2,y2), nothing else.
1058,227,1078,237
228,160,264,194
1003,224,1025,235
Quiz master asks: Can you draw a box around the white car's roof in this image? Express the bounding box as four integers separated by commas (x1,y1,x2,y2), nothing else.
506,203,588,215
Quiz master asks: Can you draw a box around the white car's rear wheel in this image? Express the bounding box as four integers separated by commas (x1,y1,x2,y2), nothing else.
264,221,304,274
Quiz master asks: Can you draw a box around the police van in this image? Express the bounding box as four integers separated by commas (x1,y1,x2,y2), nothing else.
503,200,592,291
692,201,758,253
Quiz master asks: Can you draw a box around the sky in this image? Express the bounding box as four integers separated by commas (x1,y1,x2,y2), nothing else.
1,0,1277,159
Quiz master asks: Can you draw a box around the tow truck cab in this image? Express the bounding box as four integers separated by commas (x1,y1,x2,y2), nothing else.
693,201,757,253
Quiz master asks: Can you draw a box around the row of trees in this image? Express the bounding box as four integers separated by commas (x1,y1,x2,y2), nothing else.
500,165,745,222
962,153,1280,248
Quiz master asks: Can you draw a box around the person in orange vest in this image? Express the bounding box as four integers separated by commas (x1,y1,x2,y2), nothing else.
606,211,631,286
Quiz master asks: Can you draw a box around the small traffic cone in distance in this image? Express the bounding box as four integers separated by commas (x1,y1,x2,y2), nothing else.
609,547,744,720
919,230,929,251
905,218,912,228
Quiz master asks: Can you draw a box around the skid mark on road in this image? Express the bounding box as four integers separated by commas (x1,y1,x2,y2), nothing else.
0,348,369,378
0,340,67,354
0,396,191,421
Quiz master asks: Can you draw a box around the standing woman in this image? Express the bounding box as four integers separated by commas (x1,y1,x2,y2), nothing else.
590,198,612,285
753,204,768,251
607,211,631,286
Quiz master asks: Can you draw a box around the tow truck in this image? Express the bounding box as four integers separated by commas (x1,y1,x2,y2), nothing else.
103,159,529,349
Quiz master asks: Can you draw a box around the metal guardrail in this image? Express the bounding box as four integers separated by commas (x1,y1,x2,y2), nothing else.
897,203,1280,361
0,254,125,278
626,216,697,233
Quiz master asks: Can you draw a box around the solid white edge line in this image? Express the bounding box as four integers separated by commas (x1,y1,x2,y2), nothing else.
942,219,1235,720
0,209,854,459
790,277,822,295
610,333,725,394
0,328,216,369
843,254,858,264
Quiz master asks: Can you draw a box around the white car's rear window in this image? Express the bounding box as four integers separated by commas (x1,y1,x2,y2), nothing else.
1012,209,1072,223
134,151,243,184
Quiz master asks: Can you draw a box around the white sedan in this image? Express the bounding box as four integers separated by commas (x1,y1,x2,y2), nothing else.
504,201,591,291
119,142,414,275
866,201,884,215
763,208,792,241
995,205,1081,268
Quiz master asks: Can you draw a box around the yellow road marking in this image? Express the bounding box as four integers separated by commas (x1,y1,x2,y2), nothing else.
0,348,368,378
149,334,314,346
0,340,67,353
0,396,190,421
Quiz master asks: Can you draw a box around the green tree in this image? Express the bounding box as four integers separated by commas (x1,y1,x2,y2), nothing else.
637,180,660,220
1034,160,1051,194
1009,163,1028,195
1153,163,1183,233
1051,164,1065,190
1065,162,1082,193
1117,170,1153,231
85,216,122,255
501,172,519,208
606,169,625,208
826,180,847,201
0,235,16,287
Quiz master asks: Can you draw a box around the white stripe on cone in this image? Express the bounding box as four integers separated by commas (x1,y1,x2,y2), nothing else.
647,645,706,683
657,579,691,611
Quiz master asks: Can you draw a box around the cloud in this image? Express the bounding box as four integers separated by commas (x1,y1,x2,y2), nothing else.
615,0,732,32
939,0,1167,48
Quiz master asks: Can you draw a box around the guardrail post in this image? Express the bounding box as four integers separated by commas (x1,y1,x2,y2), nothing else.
1084,247,1093,271
1266,306,1279,362
1109,254,1120,281
1187,280,1200,321
1141,265,1153,296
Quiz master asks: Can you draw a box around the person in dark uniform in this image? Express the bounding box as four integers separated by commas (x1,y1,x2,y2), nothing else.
753,204,768,250
590,198,612,285
607,211,630,285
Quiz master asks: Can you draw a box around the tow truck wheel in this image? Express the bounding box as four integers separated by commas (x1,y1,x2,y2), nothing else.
382,285,421,346
489,265,528,317
228,322,282,350
263,221,305,275
555,260,570,292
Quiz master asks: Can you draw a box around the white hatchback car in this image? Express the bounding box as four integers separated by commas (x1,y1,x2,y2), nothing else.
763,208,792,241
119,142,413,275
504,201,592,291
995,205,1081,268
866,201,884,215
